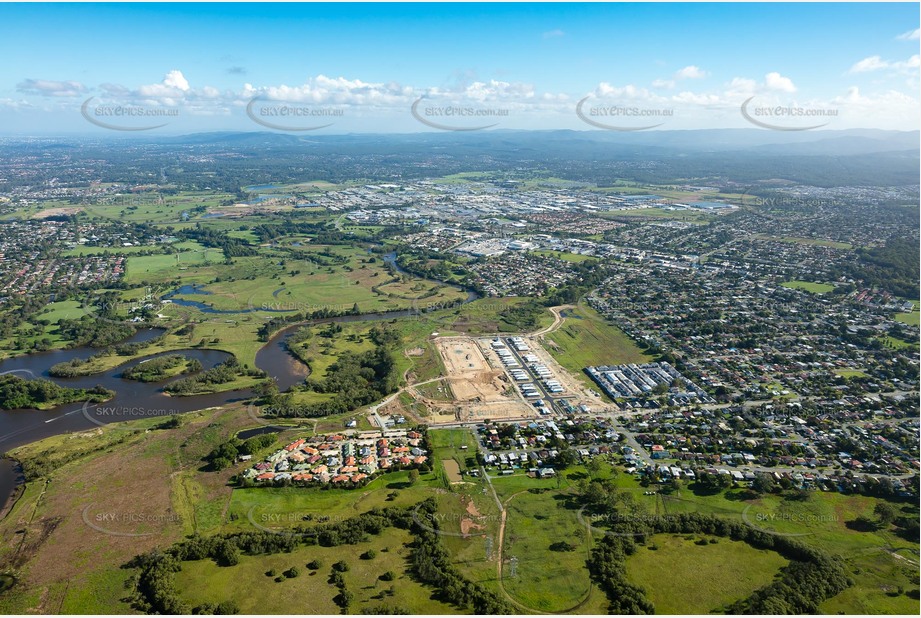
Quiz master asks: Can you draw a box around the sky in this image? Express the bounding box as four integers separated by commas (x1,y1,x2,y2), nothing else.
0,2,918,135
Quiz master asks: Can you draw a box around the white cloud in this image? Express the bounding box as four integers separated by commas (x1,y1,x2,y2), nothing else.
163,70,190,91
675,65,707,80
850,55,890,73
16,78,86,97
725,77,757,97
542,29,565,39
897,28,920,40
651,79,675,89
764,72,796,93
850,54,920,74
137,70,192,101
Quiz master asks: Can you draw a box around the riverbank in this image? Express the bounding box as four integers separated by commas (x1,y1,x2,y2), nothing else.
0,458,23,523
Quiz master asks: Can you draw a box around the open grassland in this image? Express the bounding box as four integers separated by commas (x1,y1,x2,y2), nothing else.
225,470,442,534
781,280,836,294
0,406,248,614
834,368,870,378
879,335,915,350
124,241,226,283
624,534,788,614
654,482,920,613
128,243,466,315
81,191,238,224
531,249,599,264
894,308,919,326
419,297,555,335
175,526,462,615
429,428,478,480
500,489,596,612
544,302,652,392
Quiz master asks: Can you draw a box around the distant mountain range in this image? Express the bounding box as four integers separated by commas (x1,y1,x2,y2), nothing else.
159,128,920,157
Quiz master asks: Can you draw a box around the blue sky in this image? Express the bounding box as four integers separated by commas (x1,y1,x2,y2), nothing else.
1,2,918,134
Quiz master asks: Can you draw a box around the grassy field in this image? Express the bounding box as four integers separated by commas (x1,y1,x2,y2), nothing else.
124,242,225,283
834,368,870,379
894,310,919,326
624,534,788,613
174,527,461,615
531,249,599,264
133,244,468,316
781,280,836,294
879,335,915,351
81,190,238,224
544,303,652,392
429,428,479,481
500,489,596,612
225,470,442,534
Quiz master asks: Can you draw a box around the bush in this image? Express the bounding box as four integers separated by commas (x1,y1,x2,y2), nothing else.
284,567,299,578
214,600,240,615
360,549,377,560
332,560,350,572
379,571,396,581
306,559,321,570
334,590,354,609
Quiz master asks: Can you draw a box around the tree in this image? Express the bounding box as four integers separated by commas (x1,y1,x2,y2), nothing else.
214,540,239,567
214,600,240,615
334,590,354,610
874,502,898,526
408,469,420,486
751,473,776,494
585,457,602,480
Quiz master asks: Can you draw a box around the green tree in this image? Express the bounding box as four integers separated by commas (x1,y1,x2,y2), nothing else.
874,502,898,525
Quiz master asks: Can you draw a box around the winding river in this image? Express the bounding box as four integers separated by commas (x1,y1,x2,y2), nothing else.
0,256,479,515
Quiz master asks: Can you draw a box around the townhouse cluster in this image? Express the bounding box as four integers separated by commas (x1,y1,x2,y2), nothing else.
242,429,428,487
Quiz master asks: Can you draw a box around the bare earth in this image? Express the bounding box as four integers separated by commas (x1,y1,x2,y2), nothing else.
430,337,532,423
